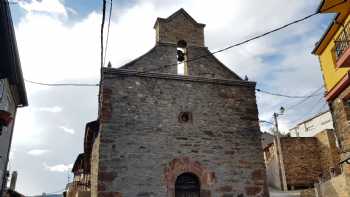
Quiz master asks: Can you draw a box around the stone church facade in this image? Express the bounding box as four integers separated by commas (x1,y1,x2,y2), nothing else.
91,9,268,197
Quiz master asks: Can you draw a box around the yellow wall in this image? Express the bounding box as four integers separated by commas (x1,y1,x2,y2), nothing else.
319,14,350,91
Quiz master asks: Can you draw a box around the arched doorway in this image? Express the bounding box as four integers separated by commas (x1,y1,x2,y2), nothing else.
175,173,200,197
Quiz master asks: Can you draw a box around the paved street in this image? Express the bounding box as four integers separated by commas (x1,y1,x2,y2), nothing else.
269,188,301,197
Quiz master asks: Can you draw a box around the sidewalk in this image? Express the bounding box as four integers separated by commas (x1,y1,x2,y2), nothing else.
269,188,301,197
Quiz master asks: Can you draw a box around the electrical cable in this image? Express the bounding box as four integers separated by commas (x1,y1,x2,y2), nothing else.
100,0,106,68
21,2,345,88
24,79,98,87
24,77,324,101
309,96,327,114
288,97,327,126
103,0,112,67
21,3,343,95
314,101,329,115
284,86,324,112
24,77,324,100
256,88,322,99
137,1,344,73
42,188,66,195
259,120,274,125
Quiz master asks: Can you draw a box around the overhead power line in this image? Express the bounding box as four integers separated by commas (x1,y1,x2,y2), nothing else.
23,2,342,93
138,1,344,73
100,0,106,68
24,79,98,87
284,86,324,112
103,0,113,67
24,77,322,99
255,88,323,99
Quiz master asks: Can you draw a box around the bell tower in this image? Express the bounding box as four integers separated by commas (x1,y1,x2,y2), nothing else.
154,8,205,47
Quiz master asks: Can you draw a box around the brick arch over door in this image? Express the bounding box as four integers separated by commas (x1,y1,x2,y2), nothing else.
164,157,216,197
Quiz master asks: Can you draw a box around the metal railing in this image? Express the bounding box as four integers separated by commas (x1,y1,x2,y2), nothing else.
335,22,350,60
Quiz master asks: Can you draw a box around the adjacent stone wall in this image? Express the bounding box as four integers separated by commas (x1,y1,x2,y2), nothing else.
264,143,282,190
280,137,322,189
90,133,101,197
318,174,350,197
92,69,269,197
314,130,341,180
300,188,316,197
330,85,350,174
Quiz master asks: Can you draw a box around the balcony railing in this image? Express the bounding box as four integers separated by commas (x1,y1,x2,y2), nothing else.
335,22,350,61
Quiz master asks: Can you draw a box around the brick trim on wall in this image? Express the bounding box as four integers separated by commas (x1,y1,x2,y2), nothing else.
164,157,216,197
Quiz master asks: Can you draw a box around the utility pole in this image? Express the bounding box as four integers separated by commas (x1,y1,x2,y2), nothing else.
273,107,288,191
273,112,279,135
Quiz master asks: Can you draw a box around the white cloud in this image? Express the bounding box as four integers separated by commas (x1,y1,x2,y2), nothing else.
18,0,73,17
43,163,73,172
16,11,101,83
13,107,45,147
59,126,75,134
38,106,62,113
27,149,50,156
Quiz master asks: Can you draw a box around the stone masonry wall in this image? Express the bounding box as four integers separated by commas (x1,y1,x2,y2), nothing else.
93,69,269,197
314,130,341,180
155,10,205,47
318,174,350,197
90,133,100,197
300,188,316,197
330,85,350,174
120,44,241,80
186,47,241,80
121,44,177,74
264,144,282,190
280,137,322,188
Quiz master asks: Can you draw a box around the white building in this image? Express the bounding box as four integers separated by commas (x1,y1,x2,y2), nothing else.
289,111,334,137
0,0,28,194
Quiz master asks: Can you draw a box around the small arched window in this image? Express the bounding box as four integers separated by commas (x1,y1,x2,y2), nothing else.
177,40,188,75
175,173,200,197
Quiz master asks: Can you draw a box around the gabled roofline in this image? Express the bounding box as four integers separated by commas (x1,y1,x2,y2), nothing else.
312,0,348,54
102,68,255,87
202,47,242,80
72,153,85,173
153,8,205,29
119,45,158,69
0,0,28,107
312,13,340,54
289,110,330,130
83,120,99,153
317,0,326,12
118,44,242,80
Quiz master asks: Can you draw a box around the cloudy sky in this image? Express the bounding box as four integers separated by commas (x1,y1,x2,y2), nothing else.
7,0,334,195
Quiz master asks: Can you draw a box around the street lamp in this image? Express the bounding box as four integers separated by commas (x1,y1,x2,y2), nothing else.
273,107,285,135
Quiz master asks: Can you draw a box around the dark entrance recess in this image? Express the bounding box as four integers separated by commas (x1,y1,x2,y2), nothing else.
175,173,200,197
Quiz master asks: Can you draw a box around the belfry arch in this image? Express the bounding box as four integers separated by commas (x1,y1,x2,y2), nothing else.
164,157,215,197
175,173,200,197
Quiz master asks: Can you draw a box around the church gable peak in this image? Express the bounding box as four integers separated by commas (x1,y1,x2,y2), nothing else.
154,8,205,28
154,8,205,47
